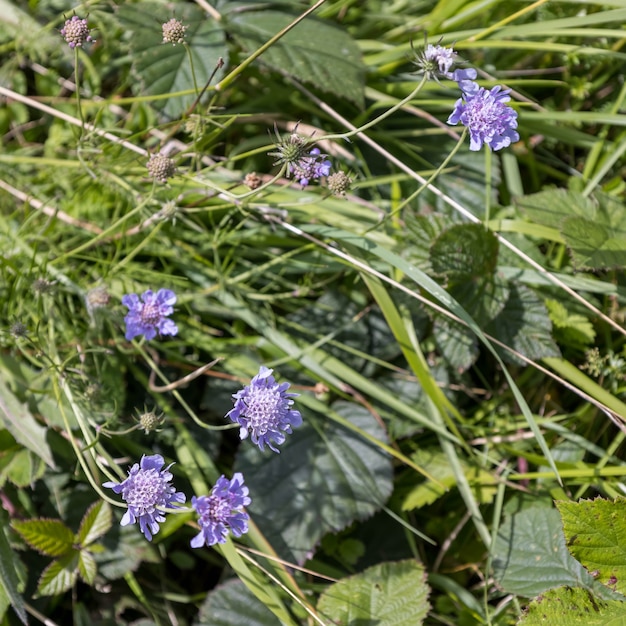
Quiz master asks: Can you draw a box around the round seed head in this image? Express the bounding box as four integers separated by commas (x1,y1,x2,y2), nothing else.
147,154,176,183
326,171,352,196
60,15,93,48
162,18,187,45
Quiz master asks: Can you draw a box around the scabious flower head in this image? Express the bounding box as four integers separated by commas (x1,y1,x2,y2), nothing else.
122,288,178,341
103,454,186,541
268,128,311,168
137,409,164,434
447,82,519,151
60,15,93,48
162,18,187,45
289,148,332,187
147,153,176,183
413,42,477,83
226,366,302,453
190,473,251,548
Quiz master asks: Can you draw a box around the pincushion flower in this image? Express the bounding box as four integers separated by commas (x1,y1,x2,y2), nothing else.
414,43,477,82
226,366,302,452
190,473,251,548
60,15,93,48
122,288,178,341
289,148,332,186
103,454,186,541
447,82,519,151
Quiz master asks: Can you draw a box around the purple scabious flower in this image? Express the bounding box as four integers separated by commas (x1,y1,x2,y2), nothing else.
60,15,93,48
289,148,332,186
103,454,186,541
447,82,519,151
414,43,477,83
190,473,251,548
122,288,178,341
226,366,302,452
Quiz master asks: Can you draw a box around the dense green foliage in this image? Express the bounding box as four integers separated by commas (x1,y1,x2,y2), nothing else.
1,0,626,624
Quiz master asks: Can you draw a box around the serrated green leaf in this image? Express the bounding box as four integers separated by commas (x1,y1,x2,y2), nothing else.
0,509,27,625
518,586,626,625
546,299,595,349
557,498,626,595
76,501,112,548
430,223,499,277
562,216,626,270
432,316,478,373
229,11,364,106
78,551,97,586
516,188,597,229
486,284,560,363
317,560,430,625
0,376,55,468
493,507,603,598
235,401,393,565
194,579,281,626
36,551,79,597
2,448,46,488
118,3,227,118
12,519,74,557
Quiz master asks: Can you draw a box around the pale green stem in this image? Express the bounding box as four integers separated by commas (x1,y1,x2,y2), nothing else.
74,47,85,139
185,43,200,98
319,74,428,143
484,144,492,226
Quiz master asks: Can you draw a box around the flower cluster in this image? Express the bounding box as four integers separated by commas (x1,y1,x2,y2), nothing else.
122,288,178,341
447,81,519,151
103,455,186,541
414,43,476,82
191,474,250,547
60,15,93,49
226,365,302,453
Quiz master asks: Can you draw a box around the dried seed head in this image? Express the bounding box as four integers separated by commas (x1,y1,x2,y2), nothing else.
162,18,187,45
138,410,164,434
147,153,176,183
327,171,352,196
33,278,55,295
86,285,110,310
60,15,93,48
244,172,263,190
9,322,28,338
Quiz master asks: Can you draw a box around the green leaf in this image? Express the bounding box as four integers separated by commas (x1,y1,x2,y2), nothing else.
317,560,430,625
562,216,626,270
12,519,75,557
493,506,603,598
518,586,626,625
0,509,27,625
557,498,626,596
77,551,97,586
0,375,55,468
516,188,597,230
36,551,79,597
546,299,595,350
432,315,478,373
228,11,365,106
485,284,560,363
194,579,281,626
76,501,112,548
430,223,499,278
119,3,227,118
235,401,393,565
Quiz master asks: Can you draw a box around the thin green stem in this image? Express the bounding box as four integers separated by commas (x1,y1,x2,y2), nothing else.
185,43,200,97
74,47,85,139
484,144,492,226
319,74,428,143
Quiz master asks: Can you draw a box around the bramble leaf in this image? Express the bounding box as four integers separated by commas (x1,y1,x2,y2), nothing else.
76,501,112,548
12,519,74,557
317,560,430,625
36,551,79,597
557,497,626,595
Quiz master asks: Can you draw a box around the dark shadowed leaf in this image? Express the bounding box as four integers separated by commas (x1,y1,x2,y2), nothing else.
0,509,27,624
235,401,393,564
194,579,281,626
228,11,365,106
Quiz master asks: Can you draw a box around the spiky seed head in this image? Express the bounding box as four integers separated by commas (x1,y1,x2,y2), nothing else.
147,154,176,183
138,410,164,434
